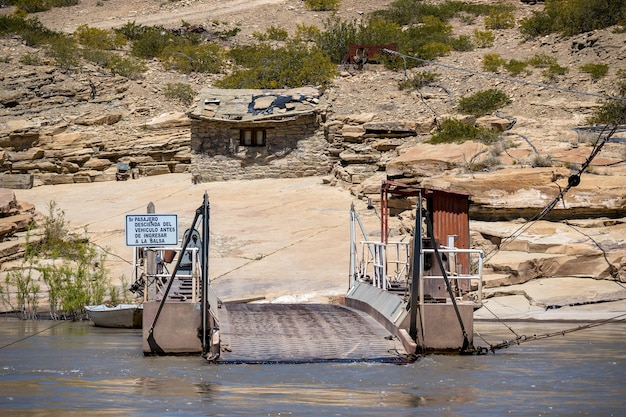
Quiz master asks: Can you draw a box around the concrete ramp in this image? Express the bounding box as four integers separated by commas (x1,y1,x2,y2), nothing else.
218,303,406,364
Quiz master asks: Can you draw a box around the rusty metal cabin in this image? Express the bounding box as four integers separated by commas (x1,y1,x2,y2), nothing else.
381,180,471,273
187,87,330,181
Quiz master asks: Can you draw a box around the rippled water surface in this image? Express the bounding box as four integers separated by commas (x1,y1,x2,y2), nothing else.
1,319,624,416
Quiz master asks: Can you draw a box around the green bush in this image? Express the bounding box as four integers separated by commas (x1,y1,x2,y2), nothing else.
0,15,60,46
74,24,126,50
253,26,289,41
160,43,224,74
316,17,358,64
456,89,511,117
587,81,626,126
114,21,151,41
370,0,512,26
473,29,495,48
81,48,146,79
520,0,626,37
14,0,79,14
542,62,568,81
0,201,113,319
216,27,241,40
429,118,500,145
130,27,177,59
106,55,147,79
484,11,515,30
294,24,321,43
527,53,557,68
482,53,504,72
163,82,196,106
401,16,455,62
579,63,609,80
504,59,531,76
82,48,114,66
47,34,79,68
450,35,474,52
216,41,336,89
304,0,340,11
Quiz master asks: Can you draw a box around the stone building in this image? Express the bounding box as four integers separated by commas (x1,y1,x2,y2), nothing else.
187,87,331,181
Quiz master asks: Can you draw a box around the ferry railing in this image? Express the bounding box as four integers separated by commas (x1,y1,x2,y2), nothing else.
133,245,201,303
421,247,484,307
353,240,483,307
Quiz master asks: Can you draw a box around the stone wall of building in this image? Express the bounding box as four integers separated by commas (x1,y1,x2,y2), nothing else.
190,131,331,182
190,113,331,181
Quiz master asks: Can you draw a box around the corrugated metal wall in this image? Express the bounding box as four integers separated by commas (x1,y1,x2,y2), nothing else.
429,189,470,274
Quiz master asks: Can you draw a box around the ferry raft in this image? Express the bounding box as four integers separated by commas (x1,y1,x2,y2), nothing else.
131,181,484,363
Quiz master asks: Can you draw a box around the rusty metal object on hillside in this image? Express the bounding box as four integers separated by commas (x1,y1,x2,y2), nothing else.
342,43,398,70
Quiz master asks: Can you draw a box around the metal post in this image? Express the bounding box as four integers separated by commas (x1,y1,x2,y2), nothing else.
349,203,356,289
201,192,210,357
408,192,422,341
146,202,157,301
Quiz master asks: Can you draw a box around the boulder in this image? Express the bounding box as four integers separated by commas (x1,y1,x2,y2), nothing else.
144,112,191,130
475,115,514,131
363,121,417,137
83,158,113,171
339,148,381,164
75,112,123,126
387,142,488,178
341,125,366,142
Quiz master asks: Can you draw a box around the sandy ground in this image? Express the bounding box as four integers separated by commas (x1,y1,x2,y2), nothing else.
12,173,626,322
14,173,380,303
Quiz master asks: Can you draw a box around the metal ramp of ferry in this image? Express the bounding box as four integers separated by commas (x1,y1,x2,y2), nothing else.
218,303,405,364
136,193,409,364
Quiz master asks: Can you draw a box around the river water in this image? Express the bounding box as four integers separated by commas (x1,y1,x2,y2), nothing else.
0,318,624,416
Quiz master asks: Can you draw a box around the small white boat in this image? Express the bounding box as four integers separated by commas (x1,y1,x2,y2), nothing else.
85,304,143,328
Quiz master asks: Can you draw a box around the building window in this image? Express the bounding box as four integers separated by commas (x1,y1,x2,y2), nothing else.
240,129,266,146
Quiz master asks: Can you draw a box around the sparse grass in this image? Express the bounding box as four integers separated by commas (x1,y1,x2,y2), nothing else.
19,53,42,65
163,82,196,106
469,155,501,172
398,71,440,90
531,154,553,168
304,0,340,11
527,53,558,68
